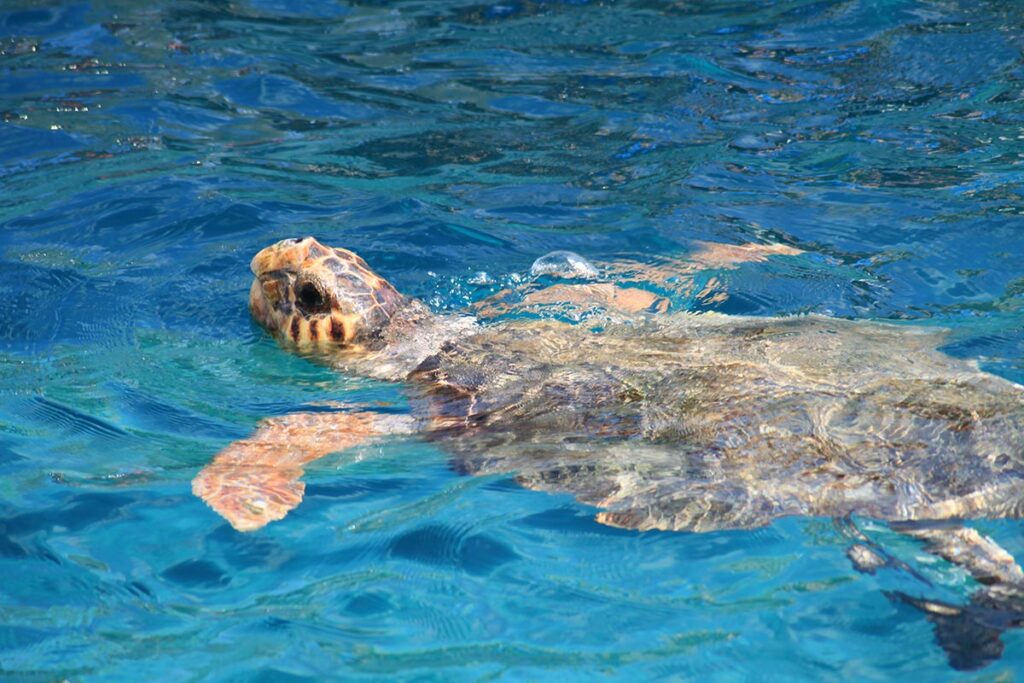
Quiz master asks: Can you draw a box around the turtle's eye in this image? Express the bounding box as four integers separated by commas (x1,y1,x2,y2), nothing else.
297,282,326,314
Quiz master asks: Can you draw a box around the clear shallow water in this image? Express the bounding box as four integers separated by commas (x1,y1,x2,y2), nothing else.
1,0,1023,679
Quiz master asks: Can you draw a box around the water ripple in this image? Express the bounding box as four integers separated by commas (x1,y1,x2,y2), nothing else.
0,0,1022,678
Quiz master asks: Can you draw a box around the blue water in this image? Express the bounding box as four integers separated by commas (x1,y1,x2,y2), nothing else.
1,0,1023,679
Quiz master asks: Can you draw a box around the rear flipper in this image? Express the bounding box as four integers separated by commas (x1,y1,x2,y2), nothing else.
887,522,1024,671
887,588,1024,671
893,522,1024,587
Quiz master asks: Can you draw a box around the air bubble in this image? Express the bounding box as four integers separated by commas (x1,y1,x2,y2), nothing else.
530,251,599,280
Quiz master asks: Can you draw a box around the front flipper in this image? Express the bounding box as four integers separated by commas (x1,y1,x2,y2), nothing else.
517,283,670,315
192,411,389,531
474,282,670,319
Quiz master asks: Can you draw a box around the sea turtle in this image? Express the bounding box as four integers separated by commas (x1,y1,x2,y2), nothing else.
193,236,1024,669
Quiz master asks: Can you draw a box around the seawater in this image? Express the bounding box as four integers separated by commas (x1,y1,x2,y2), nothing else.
1,0,1023,680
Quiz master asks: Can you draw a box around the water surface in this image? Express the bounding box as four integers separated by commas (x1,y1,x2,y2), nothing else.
1,0,1023,680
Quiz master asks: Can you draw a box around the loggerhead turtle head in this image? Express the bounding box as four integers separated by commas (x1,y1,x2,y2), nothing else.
249,237,408,349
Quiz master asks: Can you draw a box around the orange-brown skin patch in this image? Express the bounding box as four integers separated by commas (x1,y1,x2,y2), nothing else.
192,411,379,532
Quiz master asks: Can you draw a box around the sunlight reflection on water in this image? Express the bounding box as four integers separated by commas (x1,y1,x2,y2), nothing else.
0,0,1023,679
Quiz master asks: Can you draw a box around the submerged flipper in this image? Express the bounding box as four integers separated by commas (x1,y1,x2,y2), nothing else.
888,522,1024,670
833,513,1024,670
474,241,802,319
887,589,1024,671
894,522,1024,587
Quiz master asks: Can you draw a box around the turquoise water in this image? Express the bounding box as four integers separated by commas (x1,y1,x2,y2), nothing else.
1,0,1023,679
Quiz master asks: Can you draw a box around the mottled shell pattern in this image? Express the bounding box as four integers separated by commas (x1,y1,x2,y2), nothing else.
249,236,407,349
